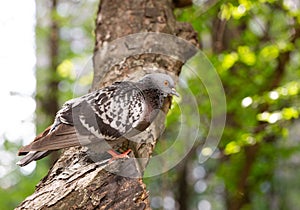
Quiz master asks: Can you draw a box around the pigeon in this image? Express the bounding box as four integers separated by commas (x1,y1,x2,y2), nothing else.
17,73,179,167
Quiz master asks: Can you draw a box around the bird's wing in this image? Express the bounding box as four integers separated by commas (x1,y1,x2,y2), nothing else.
75,82,147,141
18,82,147,155
18,124,90,154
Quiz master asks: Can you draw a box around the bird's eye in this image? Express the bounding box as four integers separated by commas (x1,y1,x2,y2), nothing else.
164,80,169,86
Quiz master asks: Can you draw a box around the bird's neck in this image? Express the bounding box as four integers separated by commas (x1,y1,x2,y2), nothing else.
136,79,165,109
141,88,164,109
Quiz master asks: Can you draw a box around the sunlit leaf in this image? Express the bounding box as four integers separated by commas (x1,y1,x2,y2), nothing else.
282,107,299,120
220,3,233,20
238,46,256,66
221,52,239,71
57,59,75,79
224,141,241,155
259,44,279,60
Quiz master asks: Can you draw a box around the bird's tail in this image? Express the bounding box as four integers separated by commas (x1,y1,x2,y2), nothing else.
16,151,51,167
16,124,80,167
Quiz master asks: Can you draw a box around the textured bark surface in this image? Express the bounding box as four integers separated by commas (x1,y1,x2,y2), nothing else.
16,0,198,209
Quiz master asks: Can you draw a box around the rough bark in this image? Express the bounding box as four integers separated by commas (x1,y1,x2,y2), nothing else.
17,0,198,209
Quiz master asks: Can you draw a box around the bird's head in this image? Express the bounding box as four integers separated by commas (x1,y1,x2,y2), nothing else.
140,73,179,97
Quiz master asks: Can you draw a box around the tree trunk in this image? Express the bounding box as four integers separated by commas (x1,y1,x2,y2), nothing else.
16,0,198,209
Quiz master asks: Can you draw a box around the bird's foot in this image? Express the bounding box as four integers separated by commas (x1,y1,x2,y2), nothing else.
107,149,132,163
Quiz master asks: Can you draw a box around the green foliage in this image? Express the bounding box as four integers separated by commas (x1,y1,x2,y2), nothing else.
149,0,300,209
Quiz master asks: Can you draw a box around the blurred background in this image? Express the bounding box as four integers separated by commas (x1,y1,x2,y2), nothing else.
1,0,300,209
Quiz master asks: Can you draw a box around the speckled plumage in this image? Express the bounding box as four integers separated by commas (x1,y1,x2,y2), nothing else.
17,73,178,166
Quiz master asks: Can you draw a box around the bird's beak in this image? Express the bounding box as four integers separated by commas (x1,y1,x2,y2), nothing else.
170,88,180,97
